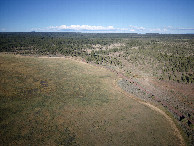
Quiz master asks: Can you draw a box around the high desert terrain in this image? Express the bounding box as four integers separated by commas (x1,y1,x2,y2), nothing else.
0,33,193,145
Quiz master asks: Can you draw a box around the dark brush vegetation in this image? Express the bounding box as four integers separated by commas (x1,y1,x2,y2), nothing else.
0,32,193,83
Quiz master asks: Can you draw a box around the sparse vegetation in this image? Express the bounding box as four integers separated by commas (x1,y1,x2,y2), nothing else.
0,32,193,84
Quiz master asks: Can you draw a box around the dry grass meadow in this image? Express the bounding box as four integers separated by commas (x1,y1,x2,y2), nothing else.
0,53,184,145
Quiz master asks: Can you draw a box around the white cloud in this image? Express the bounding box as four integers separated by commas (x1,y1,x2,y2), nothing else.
31,25,194,33
129,29,135,32
129,25,145,31
149,27,170,33
45,25,116,31
149,28,161,32
176,28,194,30
148,26,194,33
119,28,128,31
32,25,145,32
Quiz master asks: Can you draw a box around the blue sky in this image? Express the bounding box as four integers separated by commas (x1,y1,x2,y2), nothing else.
0,0,194,33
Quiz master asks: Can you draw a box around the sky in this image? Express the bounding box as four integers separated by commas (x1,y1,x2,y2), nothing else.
0,0,194,33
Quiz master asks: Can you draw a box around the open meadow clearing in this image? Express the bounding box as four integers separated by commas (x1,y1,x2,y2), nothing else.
0,53,184,145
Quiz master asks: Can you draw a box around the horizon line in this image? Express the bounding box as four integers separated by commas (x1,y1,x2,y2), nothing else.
0,32,194,35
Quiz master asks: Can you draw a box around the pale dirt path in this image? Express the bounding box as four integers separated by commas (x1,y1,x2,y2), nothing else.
140,101,185,146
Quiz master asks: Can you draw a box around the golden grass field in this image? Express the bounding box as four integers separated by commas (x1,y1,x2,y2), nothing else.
0,53,184,145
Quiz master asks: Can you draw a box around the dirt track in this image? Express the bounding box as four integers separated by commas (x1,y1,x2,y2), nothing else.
140,101,185,146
